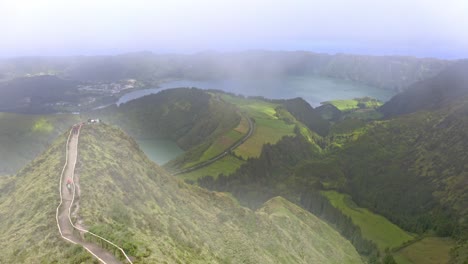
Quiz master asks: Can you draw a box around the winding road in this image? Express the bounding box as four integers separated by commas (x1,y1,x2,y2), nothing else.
172,114,255,175
56,124,132,264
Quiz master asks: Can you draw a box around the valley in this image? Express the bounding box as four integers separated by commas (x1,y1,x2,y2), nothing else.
2,1,467,263
0,55,466,264
0,51,448,115
1,123,365,263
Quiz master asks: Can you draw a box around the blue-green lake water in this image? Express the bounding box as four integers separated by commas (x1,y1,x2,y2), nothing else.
136,139,184,165
121,76,397,163
118,76,396,107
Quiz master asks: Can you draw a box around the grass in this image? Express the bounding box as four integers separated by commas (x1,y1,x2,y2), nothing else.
0,112,79,175
178,155,245,181
258,197,364,264
220,94,296,159
321,191,415,252
0,131,98,263
393,237,456,264
32,117,54,133
322,97,383,111
235,117,295,158
178,94,297,178
234,115,250,134
324,99,361,111
192,118,247,165
0,122,363,263
346,109,384,120
73,124,364,263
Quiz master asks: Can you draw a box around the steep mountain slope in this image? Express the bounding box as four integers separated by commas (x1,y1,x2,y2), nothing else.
0,88,239,175
316,53,449,91
200,97,468,262
0,123,363,263
97,88,240,148
91,88,241,165
0,112,79,175
208,97,468,233
339,99,468,235
0,133,98,263
380,60,468,117
278,97,330,136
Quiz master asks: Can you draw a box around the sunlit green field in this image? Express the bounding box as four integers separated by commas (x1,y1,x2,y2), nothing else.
235,117,295,158
196,116,248,162
177,94,296,180
178,155,245,181
324,99,360,111
394,237,456,264
323,98,383,111
321,191,415,252
221,95,295,159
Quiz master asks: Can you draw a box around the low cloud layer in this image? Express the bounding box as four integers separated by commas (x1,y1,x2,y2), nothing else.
1,0,467,58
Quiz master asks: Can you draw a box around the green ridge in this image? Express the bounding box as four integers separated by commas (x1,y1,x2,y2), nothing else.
0,124,363,263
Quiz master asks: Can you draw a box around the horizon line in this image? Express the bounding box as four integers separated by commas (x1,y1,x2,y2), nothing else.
0,49,464,61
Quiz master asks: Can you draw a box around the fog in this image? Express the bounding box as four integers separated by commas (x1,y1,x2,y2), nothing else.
1,0,468,58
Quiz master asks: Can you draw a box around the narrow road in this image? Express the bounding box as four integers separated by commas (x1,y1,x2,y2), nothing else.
172,114,255,175
56,125,124,264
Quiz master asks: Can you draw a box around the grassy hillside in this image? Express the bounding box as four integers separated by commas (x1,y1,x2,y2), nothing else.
0,132,96,263
0,123,364,263
220,94,296,159
93,88,239,149
322,97,383,111
394,237,456,264
179,155,245,182
279,97,330,136
178,93,316,180
321,191,414,252
223,96,468,237
91,88,242,168
339,99,468,235
200,96,468,263
76,124,364,263
0,112,79,175
179,110,249,169
318,97,384,121
177,93,328,181
380,60,468,117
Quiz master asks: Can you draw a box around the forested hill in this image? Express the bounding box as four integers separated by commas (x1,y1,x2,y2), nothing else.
380,60,468,117
91,88,240,150
0,88,241,175
0,123,364,263
277,97,330,136
199,84,468,263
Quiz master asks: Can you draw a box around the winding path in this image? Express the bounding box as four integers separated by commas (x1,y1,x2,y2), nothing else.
56,124,133,264
172,114,255,175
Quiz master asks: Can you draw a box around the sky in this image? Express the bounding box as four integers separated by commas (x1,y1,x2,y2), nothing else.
1,0,467,58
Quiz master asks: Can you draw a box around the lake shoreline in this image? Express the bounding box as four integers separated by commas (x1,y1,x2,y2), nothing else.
116,76,396,107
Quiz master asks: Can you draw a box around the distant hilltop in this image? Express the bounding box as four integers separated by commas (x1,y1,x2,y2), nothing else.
0,51,452,91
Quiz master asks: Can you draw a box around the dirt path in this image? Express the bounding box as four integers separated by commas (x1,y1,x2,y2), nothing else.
56,125,124,264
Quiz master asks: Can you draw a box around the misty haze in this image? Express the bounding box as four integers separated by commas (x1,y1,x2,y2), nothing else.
0,1,467,264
